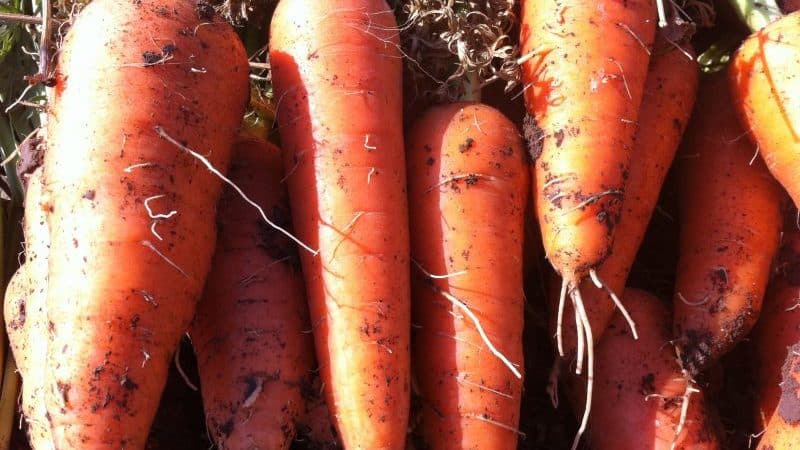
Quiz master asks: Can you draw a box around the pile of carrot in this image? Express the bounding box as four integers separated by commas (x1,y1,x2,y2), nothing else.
3,0,800,449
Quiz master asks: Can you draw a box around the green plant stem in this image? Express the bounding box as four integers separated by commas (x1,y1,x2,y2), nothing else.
728,0,784,32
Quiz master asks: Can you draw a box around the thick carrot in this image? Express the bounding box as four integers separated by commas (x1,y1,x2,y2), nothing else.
549,40,699,359
269,1,410,448
5,167,52,450
519,1,655,445
751,217,800,431
190,138,315,449
583,289,721,450
672,71,782,377
42,0,248,447
729,11,800,208
406,102,528,449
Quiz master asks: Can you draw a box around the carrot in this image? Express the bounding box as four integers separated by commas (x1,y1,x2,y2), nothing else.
549,39,699,362
295,375,340,450
751,216,800,432
190,138,315,449
729,11,800,209
519,0,656,445
269,1,410,448
5,167,52,450
406,102,528,448
42,0,248,447
672,71,782,377
580,289,721,450
756,342,800,449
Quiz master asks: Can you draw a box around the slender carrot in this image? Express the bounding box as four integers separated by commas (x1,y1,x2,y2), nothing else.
191,138,315,449
549,39,699,360
269,1,410,448
519,1,656,446
751,215,800,432
673,71,782,377
42,0,249,447
407,102,528,449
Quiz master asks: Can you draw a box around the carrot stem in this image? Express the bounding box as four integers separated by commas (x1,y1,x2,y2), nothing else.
0,12,41,24
461,72,481,102
728,0,783,32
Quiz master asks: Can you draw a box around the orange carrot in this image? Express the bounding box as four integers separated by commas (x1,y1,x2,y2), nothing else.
269,1,410,448
756,342,800,449
42,0,248,447
5,167,52,450
519,1,656,445
549,40,698,361
584,289,721,450
751,216,800,432
729,11,800,209
406,102,528,449
673,71,782,377
190,138,315,449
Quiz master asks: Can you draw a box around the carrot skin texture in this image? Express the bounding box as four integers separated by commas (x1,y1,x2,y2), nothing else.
550,44,698,355
407,103,528,449
673,72,782,377
43,0,249,447
5,168,53,450
730,11,800,208
584,289,721,450
269,1,410,448
519,0,656,280
191,138,315,449
751,224,800,430
757,342,800,449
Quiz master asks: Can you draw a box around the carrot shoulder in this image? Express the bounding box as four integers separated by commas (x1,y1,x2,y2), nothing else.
407,102,528,449
191,138,315,449
43,0,248,447
269,1,410,448
673,72,782,377
729,11,800,208
550,41,698,358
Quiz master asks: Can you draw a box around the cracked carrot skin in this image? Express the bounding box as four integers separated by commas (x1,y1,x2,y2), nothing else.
191,138,315,449
729,11,800,209
269,1,410,448
5,168,53,450
407,102,528,450
584,289,721,450
673,72,782,378
519,0,656,285
42,0,248,447
549,41,698,357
